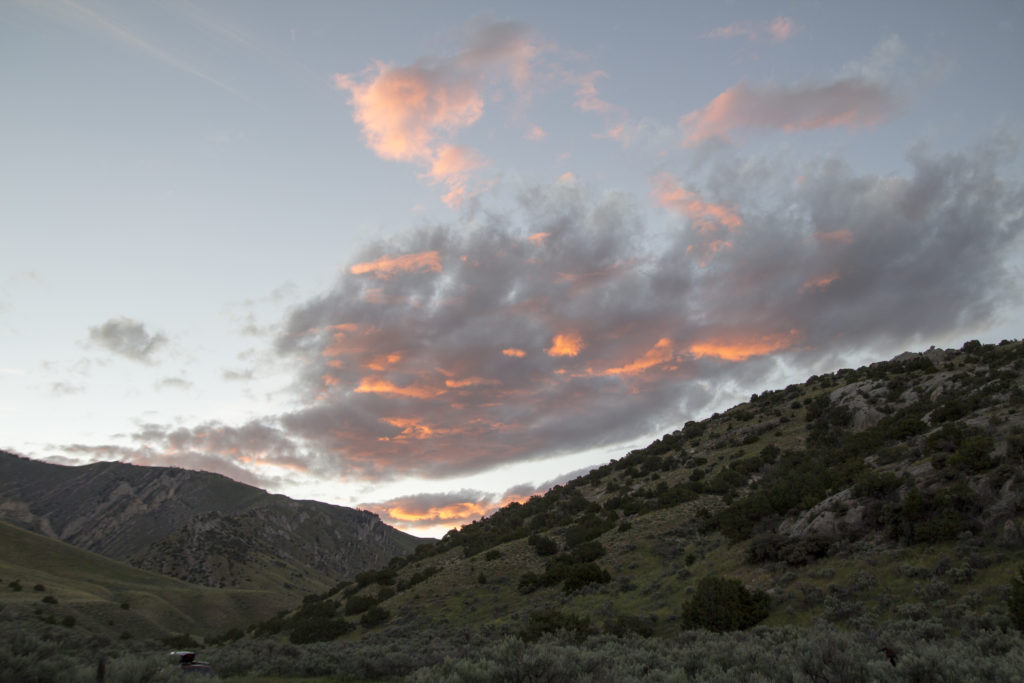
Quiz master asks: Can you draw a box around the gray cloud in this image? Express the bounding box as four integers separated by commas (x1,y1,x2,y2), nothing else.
156,377,192,390
88,317,168,363
57,138,1023,504
272,138,1021,483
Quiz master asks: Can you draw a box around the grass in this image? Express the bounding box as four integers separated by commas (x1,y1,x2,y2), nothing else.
0,520,293,639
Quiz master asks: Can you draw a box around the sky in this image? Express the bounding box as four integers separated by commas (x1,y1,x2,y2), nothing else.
2,1,1023,538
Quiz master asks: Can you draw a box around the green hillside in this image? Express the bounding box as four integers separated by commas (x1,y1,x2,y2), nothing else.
0,520,291,641
207,339,1024,680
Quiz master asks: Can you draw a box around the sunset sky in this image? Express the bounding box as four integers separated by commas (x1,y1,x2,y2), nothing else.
3,1,1023,537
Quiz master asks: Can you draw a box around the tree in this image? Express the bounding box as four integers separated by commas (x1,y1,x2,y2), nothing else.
681,576,769,632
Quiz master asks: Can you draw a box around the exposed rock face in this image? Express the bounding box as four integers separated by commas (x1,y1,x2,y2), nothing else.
0,451,426,589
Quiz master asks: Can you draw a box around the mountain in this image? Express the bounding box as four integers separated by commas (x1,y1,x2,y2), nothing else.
0,454,426,593
249,339,1024,666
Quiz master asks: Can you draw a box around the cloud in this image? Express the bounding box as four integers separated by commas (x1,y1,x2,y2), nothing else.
88,317,168,363
334,21,537,205
155,377,193,390
681,78,896,144
525,125,546,141
51,382,84,396
703,16,798,43
362,485,539,535
573,70,611,112
266,138,1022,485
61,138,1023,521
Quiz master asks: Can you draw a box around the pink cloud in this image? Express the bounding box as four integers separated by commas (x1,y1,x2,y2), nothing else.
525,125,546,141
703,16,798,43
334,21,538,205
574,70,611,113
682,78,895,144
769,16,796,42
652,172,743,231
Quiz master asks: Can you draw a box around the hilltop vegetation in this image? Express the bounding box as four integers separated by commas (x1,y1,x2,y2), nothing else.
213,339,1024,678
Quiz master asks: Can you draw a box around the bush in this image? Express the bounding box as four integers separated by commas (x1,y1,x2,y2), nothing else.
528,534,559,557
681,576,770,632
519,609,592,642
1010,566,1024,632
360,605,390,629
344,594,378,616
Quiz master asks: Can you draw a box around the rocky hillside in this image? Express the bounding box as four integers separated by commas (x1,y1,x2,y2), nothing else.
256,339,1024,648
0,454,425,593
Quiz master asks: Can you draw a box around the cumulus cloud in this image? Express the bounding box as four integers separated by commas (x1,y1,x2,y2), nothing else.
334,20,537,206
270,138,1021,483
681,78,896,144
88,317,168,363
59,138,1023,530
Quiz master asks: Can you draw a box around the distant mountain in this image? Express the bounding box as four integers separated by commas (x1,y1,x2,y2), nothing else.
0,454,426,593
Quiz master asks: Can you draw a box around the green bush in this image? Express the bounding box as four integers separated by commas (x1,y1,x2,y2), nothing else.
681,576,770,632
360,605,390,629
344,594,378,616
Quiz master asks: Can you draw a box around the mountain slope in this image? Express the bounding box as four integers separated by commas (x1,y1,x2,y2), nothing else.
0,520,290,640
266,339,1024,646
0,454,426,593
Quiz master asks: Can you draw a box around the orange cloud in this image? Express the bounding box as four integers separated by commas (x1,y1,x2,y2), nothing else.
379,417,456,441
525,125,546,141
682,78,894,144
445,376,500,388
686,239,733,266
351,251,442,278
814,229,854,245
800,274,839,292
690,330,801,362
333,22,537,206
548,332,584,357
334,66,482,163
322,324,365,357
385,500,493,522
425,144,486,207
528,232,550,245
652,172,742,231
502,348,526,358
602,338,675,376
366,353,402,371
354,377,446,399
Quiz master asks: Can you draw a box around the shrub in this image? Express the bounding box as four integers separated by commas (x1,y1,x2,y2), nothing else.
360,605,390,629
681,576,770,632
528,534,559,556
519,609,592,642
344,594,378,616
1010,566,1024,631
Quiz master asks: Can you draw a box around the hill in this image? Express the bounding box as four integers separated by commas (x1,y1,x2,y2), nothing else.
217,339,1024,679
0,519,291,640
0,453,426,594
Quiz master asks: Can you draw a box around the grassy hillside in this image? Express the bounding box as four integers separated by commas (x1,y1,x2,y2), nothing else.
0,520,291,641
211,340,1024,679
